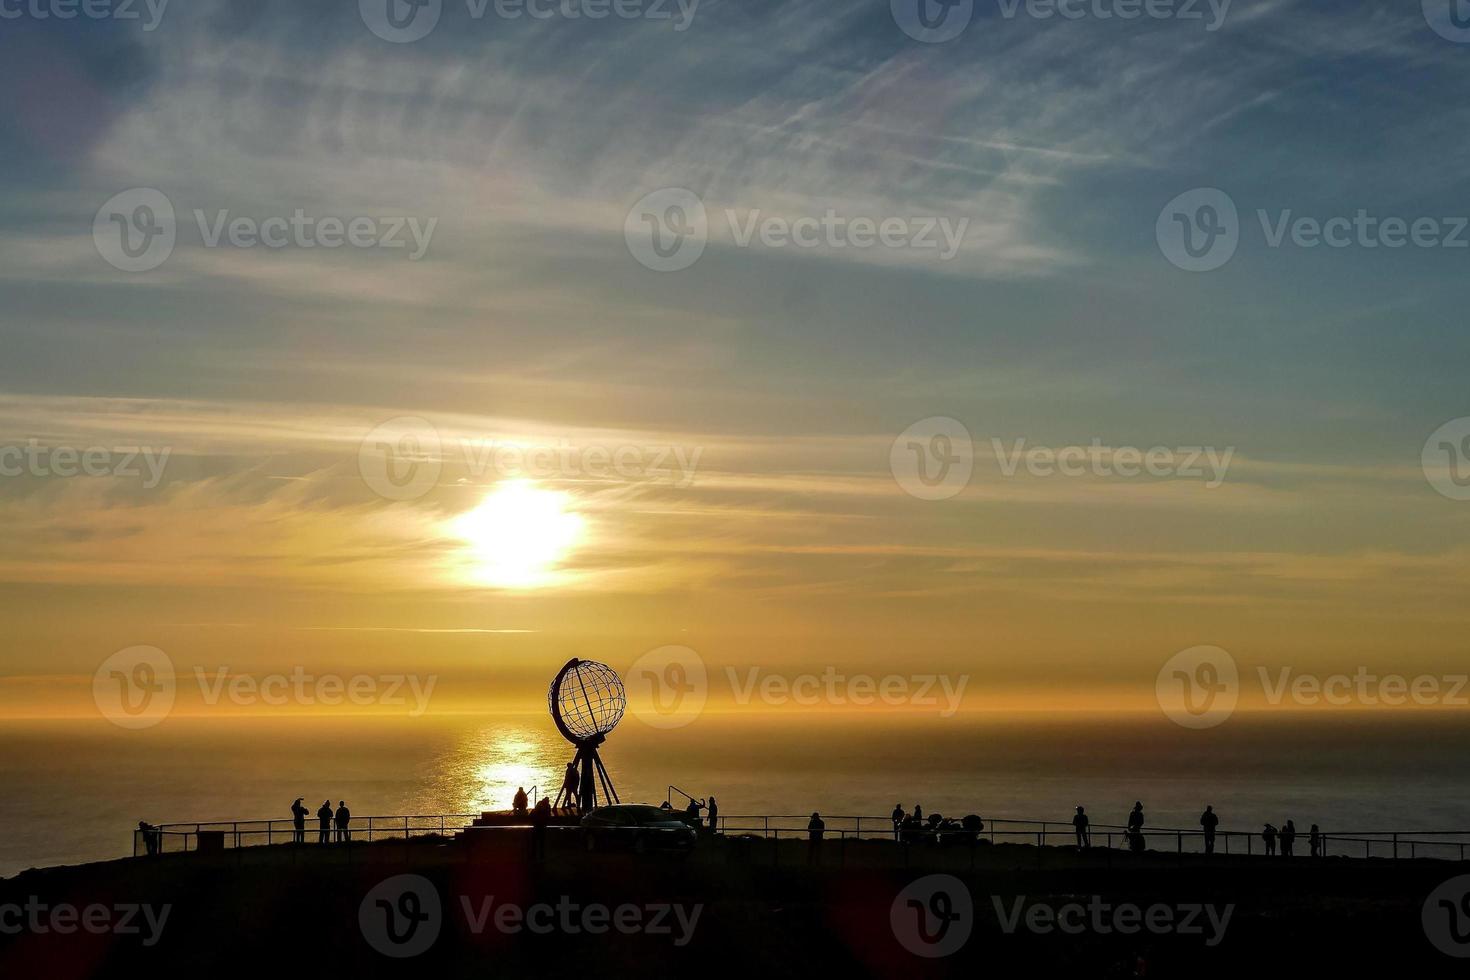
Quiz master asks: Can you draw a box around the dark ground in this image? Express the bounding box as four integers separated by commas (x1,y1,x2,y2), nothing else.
1,831,1466,978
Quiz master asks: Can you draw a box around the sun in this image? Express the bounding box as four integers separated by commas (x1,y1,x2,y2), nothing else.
449,480,586,588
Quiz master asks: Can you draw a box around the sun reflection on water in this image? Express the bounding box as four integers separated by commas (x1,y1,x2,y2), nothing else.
437,723,564,813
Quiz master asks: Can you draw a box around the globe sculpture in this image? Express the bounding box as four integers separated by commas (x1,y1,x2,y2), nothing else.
548,658,626,810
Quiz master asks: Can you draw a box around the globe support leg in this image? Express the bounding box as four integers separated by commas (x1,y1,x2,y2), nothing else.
591,750,619,804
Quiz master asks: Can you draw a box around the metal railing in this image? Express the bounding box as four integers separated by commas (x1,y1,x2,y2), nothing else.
133,811,1470,863
136,814,479,856
709,814,1470,862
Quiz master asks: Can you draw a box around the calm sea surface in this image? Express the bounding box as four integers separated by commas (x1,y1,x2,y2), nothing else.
3,712,1469,877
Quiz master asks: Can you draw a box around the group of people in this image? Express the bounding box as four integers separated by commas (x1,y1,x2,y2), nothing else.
291,798,352,843
1262,819,1323,857
1071,802,1326,857
889,803,984,843
658,794,719,830
1069,802,1153,853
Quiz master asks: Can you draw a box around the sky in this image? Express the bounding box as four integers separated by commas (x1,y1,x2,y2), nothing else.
2,0,1470,720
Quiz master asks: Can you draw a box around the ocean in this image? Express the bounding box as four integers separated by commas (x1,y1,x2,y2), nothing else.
3,711,1469,877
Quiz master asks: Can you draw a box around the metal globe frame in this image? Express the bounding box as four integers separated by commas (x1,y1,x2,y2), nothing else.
548,658,624,810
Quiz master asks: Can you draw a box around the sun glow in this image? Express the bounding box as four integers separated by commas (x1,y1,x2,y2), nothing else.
450,481,585,588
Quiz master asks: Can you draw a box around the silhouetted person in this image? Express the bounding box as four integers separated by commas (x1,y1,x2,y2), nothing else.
958,811,981,846
807,812,825,864
531,797,551,861
335,801,351,843
1200,805,1219,855
1281,819,1296,858
1127,801,1145,852
685,797,704,826
290,798,308,844
513,787,529,817
961,813,984,843
138,821,160,856
913,803,923,823
317,800,333,844
1309,823,1323,858
1073,806,1090,848
1262,823,1277,856
562,762,579,808
892,803,904,841
706,796,719,832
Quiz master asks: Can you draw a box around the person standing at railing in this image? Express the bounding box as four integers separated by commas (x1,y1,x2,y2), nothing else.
1309,824,1323,858
1262,823,1277,856
1200,806,1219,855
891,803,905,841
290,798,308,844
317,800,333,844
1073,806,1091,848
706,796,718,833
807,812,825,865
138,821,161,856
335,801,352,843
1127,802,1146,853
513,787,529,818
1280,819,1296,858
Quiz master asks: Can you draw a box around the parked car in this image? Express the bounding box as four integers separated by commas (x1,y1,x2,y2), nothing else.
580,804,699,853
